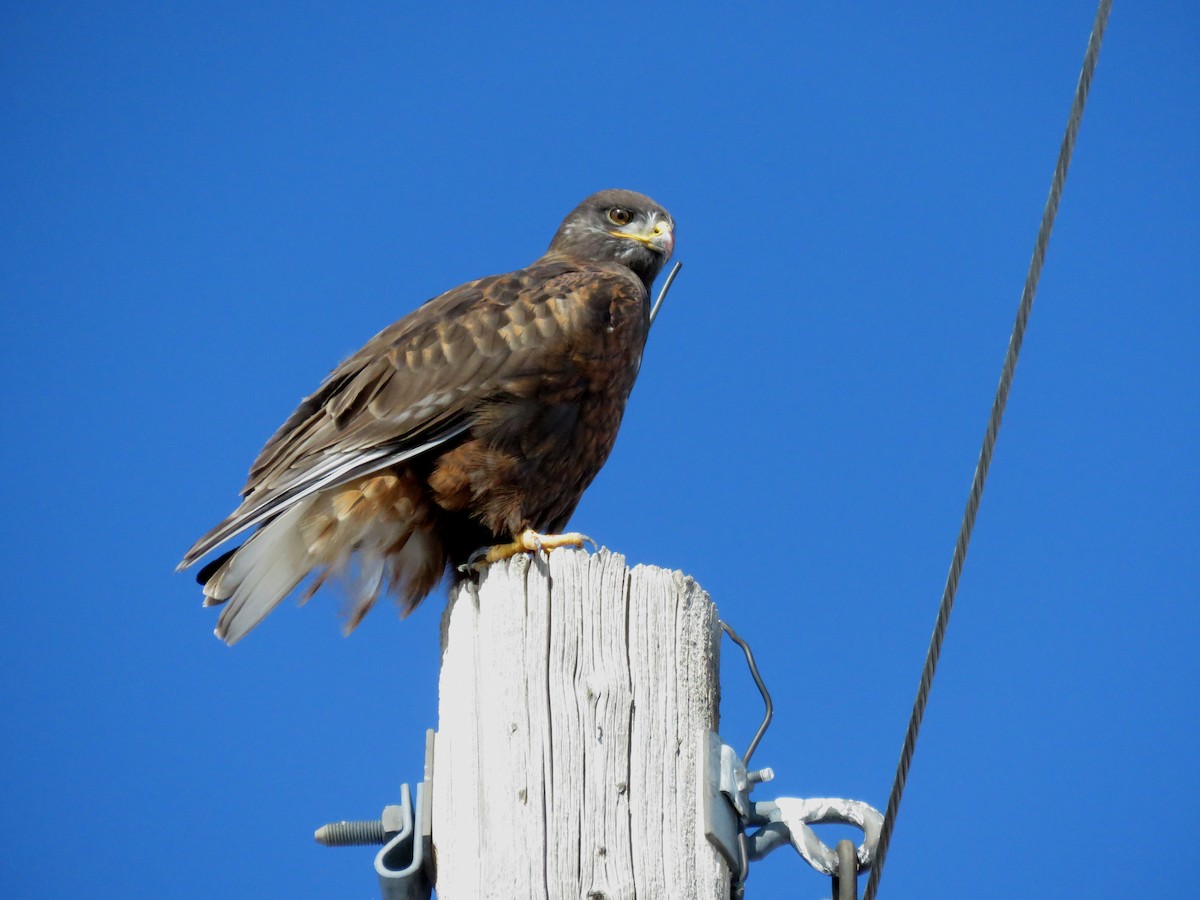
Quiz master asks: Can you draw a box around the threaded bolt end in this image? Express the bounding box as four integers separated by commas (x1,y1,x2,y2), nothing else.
314,819,387,847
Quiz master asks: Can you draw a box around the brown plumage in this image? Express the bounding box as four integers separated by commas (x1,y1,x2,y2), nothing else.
179,189,675,644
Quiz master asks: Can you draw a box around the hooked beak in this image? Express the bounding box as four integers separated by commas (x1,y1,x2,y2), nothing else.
611,218,675,258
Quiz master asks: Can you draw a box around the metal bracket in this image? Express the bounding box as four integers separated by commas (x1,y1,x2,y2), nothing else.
316,729,435,900
700,731,742,872
375,729,434,900
700,731,774,880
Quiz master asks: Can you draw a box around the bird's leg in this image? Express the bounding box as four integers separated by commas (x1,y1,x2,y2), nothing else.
464,528,597,571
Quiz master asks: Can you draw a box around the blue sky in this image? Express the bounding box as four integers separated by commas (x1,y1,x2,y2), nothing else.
2,2,1196,897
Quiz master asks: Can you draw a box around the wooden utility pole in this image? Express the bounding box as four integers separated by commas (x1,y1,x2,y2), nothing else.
432,548,728,899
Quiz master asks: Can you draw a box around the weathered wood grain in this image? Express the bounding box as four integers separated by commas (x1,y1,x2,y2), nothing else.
433,548,726,899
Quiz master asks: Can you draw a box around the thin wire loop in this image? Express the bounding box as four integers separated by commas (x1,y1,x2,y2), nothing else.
863,2,1112,897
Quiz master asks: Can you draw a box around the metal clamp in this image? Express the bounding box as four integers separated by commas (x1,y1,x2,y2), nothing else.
701,734,881,881
747,796,882,876
700,731,775,880
316,729,435,900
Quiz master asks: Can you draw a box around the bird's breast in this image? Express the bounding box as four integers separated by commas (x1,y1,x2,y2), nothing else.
428,282,649,538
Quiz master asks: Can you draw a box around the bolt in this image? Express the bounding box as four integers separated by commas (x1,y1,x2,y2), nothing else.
314,819,387,847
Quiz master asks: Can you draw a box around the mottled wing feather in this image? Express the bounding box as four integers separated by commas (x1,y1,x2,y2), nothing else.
180,259,622,569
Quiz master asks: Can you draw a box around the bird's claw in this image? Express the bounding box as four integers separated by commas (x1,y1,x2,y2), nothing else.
461,545,494,573
462,529,597,573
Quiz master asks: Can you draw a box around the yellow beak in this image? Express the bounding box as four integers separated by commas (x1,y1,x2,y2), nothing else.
609,220,674,256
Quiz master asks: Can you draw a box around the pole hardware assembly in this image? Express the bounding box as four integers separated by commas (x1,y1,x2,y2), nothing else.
316,610,881,898
705,622,883,899
315,729,435,900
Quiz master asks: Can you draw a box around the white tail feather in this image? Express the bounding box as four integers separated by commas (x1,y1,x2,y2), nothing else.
199,473,442,642
208,501,315,645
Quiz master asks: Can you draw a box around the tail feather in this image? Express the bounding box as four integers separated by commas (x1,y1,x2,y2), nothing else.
389,528,445,616
190,470,446,643
206,501,315,644
343,547,389,635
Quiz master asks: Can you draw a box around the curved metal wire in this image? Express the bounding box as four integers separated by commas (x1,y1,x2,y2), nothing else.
720,620,774,766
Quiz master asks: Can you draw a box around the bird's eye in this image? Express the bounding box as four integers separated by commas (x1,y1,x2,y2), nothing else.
607,207,633,227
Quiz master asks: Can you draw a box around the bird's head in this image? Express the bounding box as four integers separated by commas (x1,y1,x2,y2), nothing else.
546,189,675,288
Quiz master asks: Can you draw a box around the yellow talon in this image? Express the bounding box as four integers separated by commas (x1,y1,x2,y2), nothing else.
469,528,596,569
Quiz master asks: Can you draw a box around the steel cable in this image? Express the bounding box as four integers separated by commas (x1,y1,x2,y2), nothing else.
862,3,1112,896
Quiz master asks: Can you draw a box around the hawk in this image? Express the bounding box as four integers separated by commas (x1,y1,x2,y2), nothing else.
179,188,675,644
